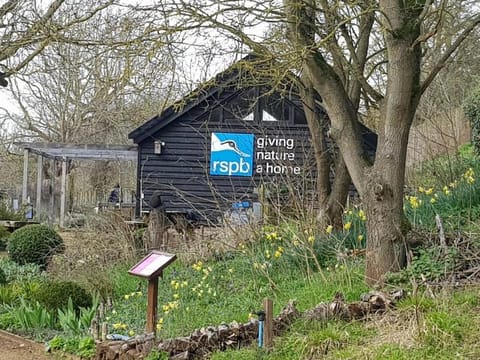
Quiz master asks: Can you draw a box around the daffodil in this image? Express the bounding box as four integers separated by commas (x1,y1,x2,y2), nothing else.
464,168,474,180
325,225,333,234
408,196,421,209
113,322,127,330
192,261,203,271
357,234,364,242
343,222,352,231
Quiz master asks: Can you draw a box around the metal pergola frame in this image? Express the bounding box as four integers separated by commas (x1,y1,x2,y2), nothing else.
15,142,138,227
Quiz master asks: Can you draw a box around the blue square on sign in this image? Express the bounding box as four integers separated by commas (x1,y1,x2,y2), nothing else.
210,132,254,176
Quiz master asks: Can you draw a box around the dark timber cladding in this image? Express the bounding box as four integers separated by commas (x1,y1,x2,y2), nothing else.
129,55,377,221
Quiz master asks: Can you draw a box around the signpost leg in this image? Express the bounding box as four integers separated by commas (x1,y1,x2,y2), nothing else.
146,277,159,334
263,298,273,350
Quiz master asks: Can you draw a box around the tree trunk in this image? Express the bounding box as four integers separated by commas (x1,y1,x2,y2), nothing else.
301,80,350,230
363,178,409,284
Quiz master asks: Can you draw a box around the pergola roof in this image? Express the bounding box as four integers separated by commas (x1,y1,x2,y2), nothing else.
15,142,138,161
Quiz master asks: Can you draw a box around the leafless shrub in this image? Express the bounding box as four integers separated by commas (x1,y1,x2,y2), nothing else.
48,211,139,300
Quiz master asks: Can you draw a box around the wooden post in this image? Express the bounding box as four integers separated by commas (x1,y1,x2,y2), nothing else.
22,149,29,205
49,159,55,224
60,157,67,227
91,317,99,340
146,276,159,334
101,322,108,341
263,298,273,350
36,155,43,218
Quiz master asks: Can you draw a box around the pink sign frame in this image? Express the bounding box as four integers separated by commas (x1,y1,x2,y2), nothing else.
128,251,177,279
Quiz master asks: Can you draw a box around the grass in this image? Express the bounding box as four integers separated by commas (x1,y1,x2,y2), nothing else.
105,254,369,339
207,286,480,359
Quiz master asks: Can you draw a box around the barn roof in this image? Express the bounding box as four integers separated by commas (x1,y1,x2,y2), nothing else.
128,54,301,144
128,54,378,152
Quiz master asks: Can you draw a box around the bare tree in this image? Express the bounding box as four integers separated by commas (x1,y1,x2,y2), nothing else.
5,30,177,143
0,0,116,86
139,0,480,284
284,0,480,284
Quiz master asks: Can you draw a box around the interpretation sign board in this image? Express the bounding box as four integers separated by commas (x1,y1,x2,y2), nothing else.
128,251,177,280
128,251,177,335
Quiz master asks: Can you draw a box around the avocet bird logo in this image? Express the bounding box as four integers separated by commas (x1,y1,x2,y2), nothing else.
210,132,254,176
211,133,251,157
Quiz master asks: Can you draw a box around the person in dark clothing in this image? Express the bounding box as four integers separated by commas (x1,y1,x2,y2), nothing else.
108,184,121,203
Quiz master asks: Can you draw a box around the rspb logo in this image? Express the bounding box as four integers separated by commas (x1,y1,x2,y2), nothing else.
210,132,254,176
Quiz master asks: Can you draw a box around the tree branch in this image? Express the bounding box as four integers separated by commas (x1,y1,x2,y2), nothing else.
420,13,480,95
0,0,16,19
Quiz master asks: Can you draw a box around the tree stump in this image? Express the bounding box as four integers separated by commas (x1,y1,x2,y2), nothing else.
146,208,168,250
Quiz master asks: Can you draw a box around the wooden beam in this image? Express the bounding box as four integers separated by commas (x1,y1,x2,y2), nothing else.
50,159,55,224
60,158,67,227
146,277,159,335
36,155,42,218
263,298,273,350
14,142,137,161
22,149,29,205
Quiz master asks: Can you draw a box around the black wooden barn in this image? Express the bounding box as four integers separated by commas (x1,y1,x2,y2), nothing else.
129,56,377,223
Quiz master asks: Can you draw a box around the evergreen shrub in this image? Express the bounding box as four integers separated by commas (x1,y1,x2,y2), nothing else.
7,224,64,269
33,280,92,313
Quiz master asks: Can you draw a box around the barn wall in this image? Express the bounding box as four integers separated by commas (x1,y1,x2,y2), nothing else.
137,91,316,221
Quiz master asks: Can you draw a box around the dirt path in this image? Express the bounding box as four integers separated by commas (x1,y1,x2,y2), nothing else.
0,330,51,360
0,330,81,360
